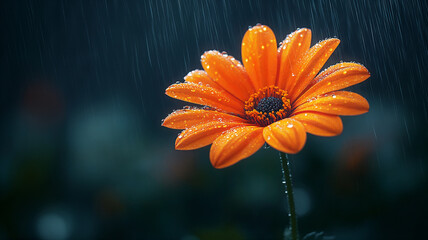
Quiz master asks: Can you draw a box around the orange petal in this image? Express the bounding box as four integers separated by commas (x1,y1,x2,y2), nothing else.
210,126,265,169
263,118,306,154
241,25,278,89
175,121,248,150
294,63,370,106
293,91,369,116
277,28,312,90
290,112,343,136
162,109,246,129
201,51,255,102
289,38,340,101
165,82,245,115
184,70,224,92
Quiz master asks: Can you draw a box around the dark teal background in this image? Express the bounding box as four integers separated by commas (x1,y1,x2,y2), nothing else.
1,0,427,239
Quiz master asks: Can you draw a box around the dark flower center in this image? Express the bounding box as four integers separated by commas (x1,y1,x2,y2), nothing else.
244,86,291,127
255,97,284,113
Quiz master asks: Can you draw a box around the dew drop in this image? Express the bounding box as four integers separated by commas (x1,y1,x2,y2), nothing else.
287,123,293,128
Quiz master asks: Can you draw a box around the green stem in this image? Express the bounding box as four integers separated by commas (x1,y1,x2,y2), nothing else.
280,151,299,240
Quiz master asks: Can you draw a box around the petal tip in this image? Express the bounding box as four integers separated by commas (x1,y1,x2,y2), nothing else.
174,135,184,150
209,151,227,169
175,139,195,151
296,27,311,34
320,38,340,48
161,116,175,128
329,38,341,46
209,152,240,169
364,102,370,113
165,84,176,96
210,160,227,169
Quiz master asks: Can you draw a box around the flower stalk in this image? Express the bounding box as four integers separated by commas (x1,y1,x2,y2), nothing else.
280,151,298,240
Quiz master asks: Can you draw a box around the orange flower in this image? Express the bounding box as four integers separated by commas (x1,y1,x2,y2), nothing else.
162,24,370,169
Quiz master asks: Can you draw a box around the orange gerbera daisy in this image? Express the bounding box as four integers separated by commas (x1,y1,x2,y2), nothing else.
162,24,370,169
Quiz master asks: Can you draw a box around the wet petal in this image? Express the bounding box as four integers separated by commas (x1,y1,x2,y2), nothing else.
289,38,340,101
242,25,278,89
263,118,306,154
294,63,370,106
162,109,246,129
201,51,255,102
175,121,249,150
291,112,343,136
277,28,312,90
293,91,369,116
184,70,224,92
165,82,245,115
210,126,265,169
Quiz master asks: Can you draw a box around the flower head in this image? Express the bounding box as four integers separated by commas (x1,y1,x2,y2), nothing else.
163,24,370,168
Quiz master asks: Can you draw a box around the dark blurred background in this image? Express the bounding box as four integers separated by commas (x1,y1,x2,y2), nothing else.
1,0,427,239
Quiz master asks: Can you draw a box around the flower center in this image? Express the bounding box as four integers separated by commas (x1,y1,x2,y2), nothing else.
255,97,284,113
244,86,291,127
